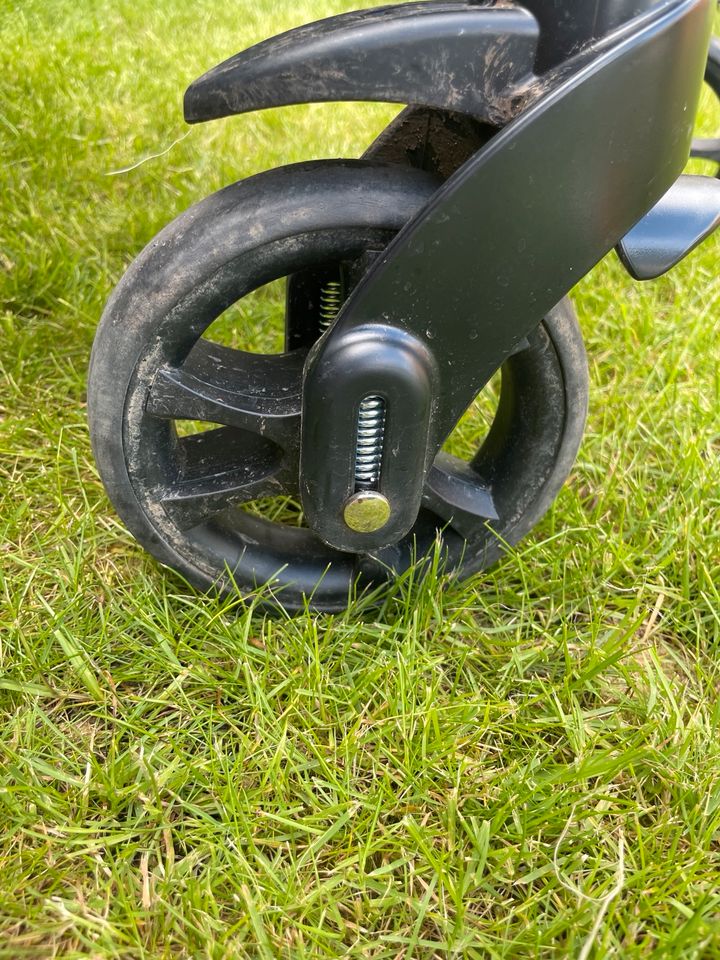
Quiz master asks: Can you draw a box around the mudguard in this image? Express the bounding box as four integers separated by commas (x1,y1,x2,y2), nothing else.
184,2,539,126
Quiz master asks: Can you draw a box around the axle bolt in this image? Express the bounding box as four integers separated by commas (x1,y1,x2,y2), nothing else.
343,491,391,533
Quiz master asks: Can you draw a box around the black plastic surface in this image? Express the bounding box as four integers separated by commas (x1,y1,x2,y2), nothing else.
184,2,538,125
301,325,437,550
617,174,720,279
520,0,660,70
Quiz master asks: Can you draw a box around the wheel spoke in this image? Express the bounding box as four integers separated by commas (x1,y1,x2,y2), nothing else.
146,340,303,449
423,452,498,539
159,427,295,529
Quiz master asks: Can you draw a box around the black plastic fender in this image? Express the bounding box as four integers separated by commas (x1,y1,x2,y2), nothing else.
184,2,539,126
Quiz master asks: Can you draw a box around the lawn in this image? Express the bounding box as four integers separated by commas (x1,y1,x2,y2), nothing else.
1,0,719,956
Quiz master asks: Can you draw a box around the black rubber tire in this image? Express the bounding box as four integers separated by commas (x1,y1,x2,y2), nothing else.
691,37,720,173
89,160,588,611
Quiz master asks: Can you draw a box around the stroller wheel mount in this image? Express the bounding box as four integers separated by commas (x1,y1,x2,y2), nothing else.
88,163,588,610
90,0,720,610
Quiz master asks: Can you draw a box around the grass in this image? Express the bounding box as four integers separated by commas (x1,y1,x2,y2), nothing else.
1,0,720,956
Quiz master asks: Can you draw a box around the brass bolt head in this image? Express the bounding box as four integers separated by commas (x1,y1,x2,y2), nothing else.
343,491,391,533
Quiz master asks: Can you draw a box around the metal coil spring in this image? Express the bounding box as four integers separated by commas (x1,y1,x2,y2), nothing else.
319,280,343,332
355,395,386,490
319,280,386,491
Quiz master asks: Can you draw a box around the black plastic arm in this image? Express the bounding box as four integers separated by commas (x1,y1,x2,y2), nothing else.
300,0,713,553
520,0,660,70
184,2,539,125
